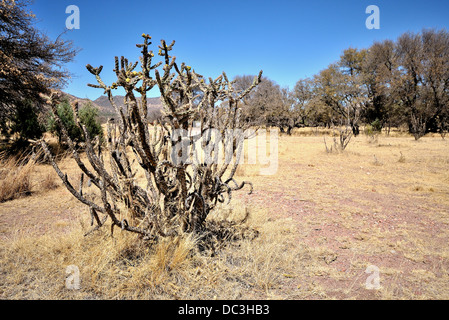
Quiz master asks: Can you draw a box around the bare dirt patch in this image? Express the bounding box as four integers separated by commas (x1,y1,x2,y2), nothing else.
235,133,449,299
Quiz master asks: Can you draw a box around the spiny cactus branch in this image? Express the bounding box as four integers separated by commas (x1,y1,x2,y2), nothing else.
40,34,262,242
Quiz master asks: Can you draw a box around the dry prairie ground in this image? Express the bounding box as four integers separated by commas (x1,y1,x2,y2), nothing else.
0,130,448,299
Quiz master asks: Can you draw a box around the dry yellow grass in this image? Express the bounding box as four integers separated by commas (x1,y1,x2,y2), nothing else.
0,200,302,299
1,129,448,299
0,153,35,203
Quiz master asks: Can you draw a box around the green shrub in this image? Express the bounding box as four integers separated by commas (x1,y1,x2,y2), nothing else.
78,102,103,142
364,124,374,136
364,119,381,144
364,119,382,137
371,118,382,133
10,99,45,141
47,100,103,145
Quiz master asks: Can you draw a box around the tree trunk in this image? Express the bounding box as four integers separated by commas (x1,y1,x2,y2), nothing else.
351,124,360,136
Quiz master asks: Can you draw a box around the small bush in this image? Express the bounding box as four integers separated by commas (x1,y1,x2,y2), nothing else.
371,118,382,133
364,120,382,144
78,102,103,142
324,127,352,153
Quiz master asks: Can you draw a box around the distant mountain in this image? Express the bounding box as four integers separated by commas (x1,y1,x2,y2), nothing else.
61,92,96,109
93,95,162,114
61,92,163,123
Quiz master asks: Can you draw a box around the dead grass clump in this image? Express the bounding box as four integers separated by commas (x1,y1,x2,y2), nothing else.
40,172,59,191
0,153,35,203
372,154,383,166
323,128,353,153
366,134,379,145
398,151,406,163
293,127,334,136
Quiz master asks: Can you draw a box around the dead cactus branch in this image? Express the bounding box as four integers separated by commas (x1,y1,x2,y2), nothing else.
40,34,262,243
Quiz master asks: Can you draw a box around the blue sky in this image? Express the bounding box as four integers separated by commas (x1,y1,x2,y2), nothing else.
30,0,449,100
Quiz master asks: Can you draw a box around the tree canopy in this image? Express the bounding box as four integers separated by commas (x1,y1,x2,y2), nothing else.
237,28,449,140
0,0,78,138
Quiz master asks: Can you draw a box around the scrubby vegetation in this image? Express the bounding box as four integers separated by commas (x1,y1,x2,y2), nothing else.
39,34,263,251
1,0,448,301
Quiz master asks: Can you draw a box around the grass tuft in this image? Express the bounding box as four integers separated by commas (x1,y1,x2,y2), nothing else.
0,153,35,203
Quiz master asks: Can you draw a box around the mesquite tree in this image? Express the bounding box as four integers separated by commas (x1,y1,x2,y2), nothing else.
40,34,262,242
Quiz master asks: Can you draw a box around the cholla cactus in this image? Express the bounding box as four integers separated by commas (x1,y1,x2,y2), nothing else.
40,34,262,243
